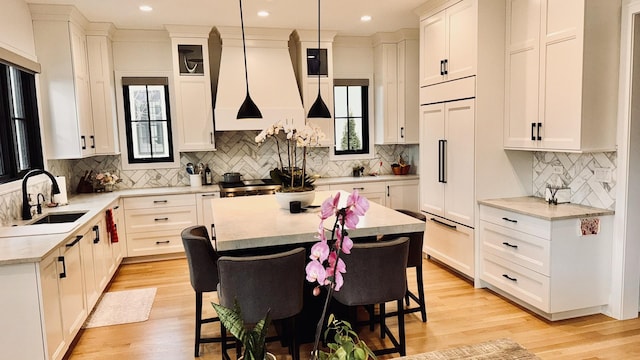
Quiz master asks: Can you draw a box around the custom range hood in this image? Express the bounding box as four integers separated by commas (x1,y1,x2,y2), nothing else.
213,27,305,131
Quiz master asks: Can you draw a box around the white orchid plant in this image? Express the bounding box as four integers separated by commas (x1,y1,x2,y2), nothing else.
255,120,325,192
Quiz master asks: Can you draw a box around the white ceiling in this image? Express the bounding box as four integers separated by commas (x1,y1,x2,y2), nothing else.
24,0,427,36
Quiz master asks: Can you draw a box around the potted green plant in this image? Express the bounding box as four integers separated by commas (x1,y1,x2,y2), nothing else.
317,314,375,360
211,301,273,360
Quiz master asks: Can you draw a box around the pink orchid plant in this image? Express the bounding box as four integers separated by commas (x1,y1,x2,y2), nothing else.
306,190,370,360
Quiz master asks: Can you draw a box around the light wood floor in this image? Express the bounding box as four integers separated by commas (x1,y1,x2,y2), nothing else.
67,258,640,360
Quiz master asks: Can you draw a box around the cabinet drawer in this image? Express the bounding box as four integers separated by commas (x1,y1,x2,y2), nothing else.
481,252,550,313
126,231,184,257
331,182,386,194
479,205,551,239
424,216,474,278
480,221,550,276
125,206,196,234
123,194,196,210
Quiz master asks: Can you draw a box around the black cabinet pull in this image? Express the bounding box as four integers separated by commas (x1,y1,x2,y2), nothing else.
90,135,95,149
58,256,67,279
387,185,390,197
431,217,456,230
201,193,218,198
353,187,365,191
153,200,168,204
155,240,170,245
501,217,517,223
113,205,120,210
531,123,536,141
502,274,518,282
443,59,448,75
537,122,542,140
502,242,518,249
400,127,405,139
440,60,444,75
438,139,447,183
81,135,86,150
93,225,100,244
66,235,82,248
154,217,169,221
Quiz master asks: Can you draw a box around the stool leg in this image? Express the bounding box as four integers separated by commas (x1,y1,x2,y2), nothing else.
380,302,386,339
397,299,406,356
195,292,202,357
416,264,427,322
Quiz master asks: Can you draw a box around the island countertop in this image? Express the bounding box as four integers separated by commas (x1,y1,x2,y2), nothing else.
478,196,614,220
211,190,425,252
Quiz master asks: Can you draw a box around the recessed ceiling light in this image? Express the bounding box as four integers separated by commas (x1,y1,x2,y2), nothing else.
139,5,153,12
361,15,372,22
257,10,270,17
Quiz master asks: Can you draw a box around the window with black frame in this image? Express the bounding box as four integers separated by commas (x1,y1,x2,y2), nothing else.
333,79,369,155
0,62,44,184
122,77,174,164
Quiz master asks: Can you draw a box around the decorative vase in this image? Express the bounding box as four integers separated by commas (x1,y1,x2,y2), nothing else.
104,183,114,192
274,190,315,209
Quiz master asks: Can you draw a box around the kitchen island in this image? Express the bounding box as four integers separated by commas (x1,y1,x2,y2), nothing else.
211,190,425,252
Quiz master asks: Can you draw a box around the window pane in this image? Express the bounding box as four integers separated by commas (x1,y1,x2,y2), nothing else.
347,86,362,117
147,86,167,120
9,67,25,119
129,86,149,120
334,86,348,118
150,121,170,157
14,119,29,170
132,121,151,159
339,118,363,151
335,118,347,151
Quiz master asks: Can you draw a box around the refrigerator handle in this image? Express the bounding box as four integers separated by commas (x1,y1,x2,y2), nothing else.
438,140,444,183
441,139,447,183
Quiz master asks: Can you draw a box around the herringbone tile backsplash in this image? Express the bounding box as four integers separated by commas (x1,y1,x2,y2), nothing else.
0,132,617,225
533,151,616,210
66,131,418,190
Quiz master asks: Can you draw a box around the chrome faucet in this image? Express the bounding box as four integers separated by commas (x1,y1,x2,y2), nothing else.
22,169,60,220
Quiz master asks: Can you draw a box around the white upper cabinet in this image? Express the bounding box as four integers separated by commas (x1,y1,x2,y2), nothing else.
31,5,122,159
86,24,120,155
31,5,96,159
167,25,216,151
504,0,621,152
374,30,419,145
420,0,476,87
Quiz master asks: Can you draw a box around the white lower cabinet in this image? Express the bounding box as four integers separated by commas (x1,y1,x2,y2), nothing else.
40,251,66,360
124,194,197,257
386,179,419,212
424,215,474,278
330,182,387,207
58,234,87,344
479,204,613,320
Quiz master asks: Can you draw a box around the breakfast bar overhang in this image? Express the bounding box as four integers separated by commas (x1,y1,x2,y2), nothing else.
211,190,425,253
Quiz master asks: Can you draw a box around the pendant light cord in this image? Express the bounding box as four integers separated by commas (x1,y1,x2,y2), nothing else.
316,0,322,97
240,0,250,93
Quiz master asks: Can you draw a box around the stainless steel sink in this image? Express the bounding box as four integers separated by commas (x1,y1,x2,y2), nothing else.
29,211,88,225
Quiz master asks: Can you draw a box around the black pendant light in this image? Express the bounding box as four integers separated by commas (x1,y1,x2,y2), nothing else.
237,0,262,119
308,0,332,118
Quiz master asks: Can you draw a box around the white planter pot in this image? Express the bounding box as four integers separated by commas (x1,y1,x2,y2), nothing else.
274,190,316,209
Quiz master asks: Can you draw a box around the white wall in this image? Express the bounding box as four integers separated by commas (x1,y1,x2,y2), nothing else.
333,36,374,77
112,29,172,72
0,0,37,60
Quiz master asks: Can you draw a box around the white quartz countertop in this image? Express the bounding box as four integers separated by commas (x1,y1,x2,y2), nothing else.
0,175,420,265
478,196,614,220
212,190,425,252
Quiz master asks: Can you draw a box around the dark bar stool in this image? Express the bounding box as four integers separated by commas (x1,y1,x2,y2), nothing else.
333,236,410,356
217,247,306,360
181,225,224,357
395,209,427,322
